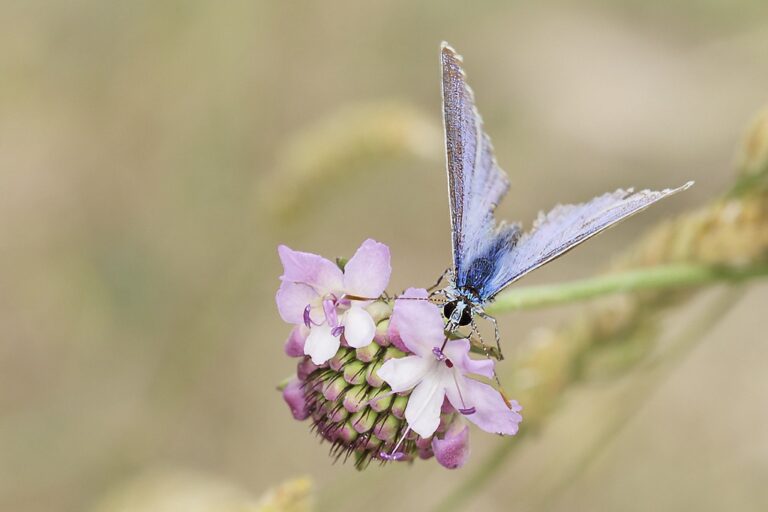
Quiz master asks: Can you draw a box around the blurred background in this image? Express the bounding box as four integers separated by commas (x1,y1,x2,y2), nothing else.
2,1,768,511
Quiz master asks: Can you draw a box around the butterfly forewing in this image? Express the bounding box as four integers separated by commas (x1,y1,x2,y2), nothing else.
441,43,514,289
479,182,694,299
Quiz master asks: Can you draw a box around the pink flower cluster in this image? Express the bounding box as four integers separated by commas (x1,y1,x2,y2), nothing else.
276,239,522,469
277,239,391,364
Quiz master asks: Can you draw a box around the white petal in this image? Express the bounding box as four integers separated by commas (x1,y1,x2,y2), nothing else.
405,375,447,438
303,324,340,364
377,355,433,393
343,306,376,348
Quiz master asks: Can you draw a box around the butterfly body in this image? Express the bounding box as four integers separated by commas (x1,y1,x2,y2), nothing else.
437,42,692,357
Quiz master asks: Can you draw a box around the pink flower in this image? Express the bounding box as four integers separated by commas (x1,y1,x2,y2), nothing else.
432,420,471,469
282,379,310,420
276,239,392,364
377,288,522,438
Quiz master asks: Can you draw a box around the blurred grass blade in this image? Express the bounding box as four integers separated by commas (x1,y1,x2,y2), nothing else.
90,470,313,512
253,477,314,512
261,101,441,221
730,104,768,196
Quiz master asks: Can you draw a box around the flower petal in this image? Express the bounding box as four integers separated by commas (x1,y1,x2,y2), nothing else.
343,239,391,299
390,288,445,358
323,298,338,328
442,339,495,379
278,245,344,295
432,422,471,469
405,375,447,438
446,377,522,435
276,281,317,325
303,324,341,365
343,305,376,348
385,325,410,353
284,325,308,357
282,379,310,420
377,355,433,392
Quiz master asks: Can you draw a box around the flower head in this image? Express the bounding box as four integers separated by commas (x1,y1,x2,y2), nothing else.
279,300,465,469
276,239,391,364
275,244,521,470
378,288,522,439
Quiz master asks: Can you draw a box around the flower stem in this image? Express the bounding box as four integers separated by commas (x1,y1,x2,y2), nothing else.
486,263,768,314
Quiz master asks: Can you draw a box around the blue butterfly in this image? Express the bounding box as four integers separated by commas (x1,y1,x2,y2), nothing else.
437,43,693,358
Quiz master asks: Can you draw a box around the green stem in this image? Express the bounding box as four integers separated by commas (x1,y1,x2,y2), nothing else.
487,263,768,314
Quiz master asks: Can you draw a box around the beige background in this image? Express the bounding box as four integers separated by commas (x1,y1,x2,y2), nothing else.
1,1,767,511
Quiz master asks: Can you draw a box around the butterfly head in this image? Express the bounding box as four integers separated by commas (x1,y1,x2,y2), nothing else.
442,283,484,331
443,299,473,328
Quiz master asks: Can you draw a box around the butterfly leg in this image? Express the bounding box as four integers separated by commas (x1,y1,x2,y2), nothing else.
427,268,452,293
477,310,503,361
468,317,505,387
468,317,481,339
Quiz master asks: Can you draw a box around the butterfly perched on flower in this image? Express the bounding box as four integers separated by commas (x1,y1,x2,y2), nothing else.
436,43,693,358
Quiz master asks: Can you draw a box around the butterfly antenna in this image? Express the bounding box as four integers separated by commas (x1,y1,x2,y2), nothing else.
389,295,433,302
343,294,384,302
385,268,454,303
343,292,439,304
388,292,447,304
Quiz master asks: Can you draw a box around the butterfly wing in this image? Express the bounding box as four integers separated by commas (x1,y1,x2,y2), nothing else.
441,43,693,302
479,182,694,300
441,43,517,291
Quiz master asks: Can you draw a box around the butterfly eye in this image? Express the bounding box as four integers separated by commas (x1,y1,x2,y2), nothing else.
443,301,457,319
458,306,472,326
